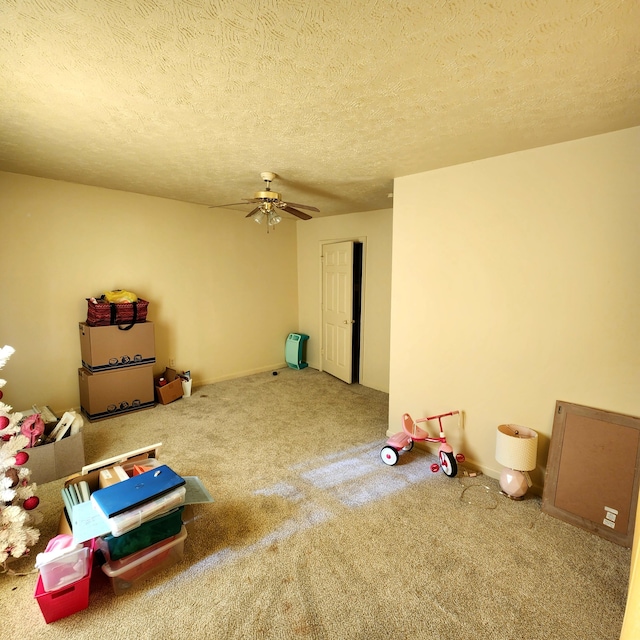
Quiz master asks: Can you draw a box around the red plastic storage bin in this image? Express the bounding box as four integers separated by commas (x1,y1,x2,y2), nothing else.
34,539,94,623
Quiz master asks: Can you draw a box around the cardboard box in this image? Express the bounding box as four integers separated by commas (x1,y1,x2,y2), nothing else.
58,444,163,535
79,321,155,373
154,368,183,405
78,365,155,422
20,431,85,485
98,465,129,488
59,443,210,545
67,443,162,491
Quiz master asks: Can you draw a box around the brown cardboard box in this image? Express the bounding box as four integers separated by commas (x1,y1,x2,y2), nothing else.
154,368,183,405
98,465,129,488
79,321,155,373
78,365,155,422
21,431,85,485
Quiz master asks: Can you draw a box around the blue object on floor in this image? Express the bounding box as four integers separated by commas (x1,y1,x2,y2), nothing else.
285,333,309,370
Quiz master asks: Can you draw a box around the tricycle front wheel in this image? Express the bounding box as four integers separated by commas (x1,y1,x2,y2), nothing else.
380,446,399,466
439,450,458,477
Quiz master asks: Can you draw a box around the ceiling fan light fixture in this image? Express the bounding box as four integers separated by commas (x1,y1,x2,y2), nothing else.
267,211,282,226
252,210,264,224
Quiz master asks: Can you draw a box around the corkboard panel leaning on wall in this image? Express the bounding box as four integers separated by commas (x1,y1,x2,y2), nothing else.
542,400,640,548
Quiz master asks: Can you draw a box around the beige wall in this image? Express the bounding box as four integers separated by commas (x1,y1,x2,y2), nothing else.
296,209,393,392
389,127,640,489
0,172,299,412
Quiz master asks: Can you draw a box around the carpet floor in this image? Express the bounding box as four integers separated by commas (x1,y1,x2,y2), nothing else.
0,368,631,639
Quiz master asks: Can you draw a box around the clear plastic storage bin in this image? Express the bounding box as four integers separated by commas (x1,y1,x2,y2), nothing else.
101,525,187,595
38,544,90,593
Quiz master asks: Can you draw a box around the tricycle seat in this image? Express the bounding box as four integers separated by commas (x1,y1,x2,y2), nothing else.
402,413,430,440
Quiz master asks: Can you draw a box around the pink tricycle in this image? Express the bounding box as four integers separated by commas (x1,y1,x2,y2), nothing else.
380,411,463,477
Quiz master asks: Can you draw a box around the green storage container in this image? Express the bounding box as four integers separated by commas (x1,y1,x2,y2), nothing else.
98,506,184,561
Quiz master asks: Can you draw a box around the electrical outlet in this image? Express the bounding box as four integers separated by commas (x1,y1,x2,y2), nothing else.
169,357,175,368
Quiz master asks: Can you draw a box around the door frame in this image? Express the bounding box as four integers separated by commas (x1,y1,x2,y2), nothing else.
318,236,367,383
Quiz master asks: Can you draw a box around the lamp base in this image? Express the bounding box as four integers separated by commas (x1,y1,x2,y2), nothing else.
500,490,525,501
499,468,529,499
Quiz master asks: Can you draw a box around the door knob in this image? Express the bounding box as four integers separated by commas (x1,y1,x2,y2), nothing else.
343,320,355,324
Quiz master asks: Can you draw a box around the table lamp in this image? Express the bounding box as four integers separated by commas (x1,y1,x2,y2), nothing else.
495,424,538,499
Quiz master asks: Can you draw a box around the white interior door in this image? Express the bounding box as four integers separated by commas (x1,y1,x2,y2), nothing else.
322,241,354,383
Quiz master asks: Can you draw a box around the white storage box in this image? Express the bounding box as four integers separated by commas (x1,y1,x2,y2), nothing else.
37,543,90,593
101,526,187,595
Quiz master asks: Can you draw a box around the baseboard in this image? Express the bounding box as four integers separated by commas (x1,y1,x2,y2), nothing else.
197,362,290,387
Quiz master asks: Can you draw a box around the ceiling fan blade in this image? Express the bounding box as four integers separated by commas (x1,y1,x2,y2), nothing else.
281,205,312,220
245,207,261,218
280,201,320,212
208,200,252,208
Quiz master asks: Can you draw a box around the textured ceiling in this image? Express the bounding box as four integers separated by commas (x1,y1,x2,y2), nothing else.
1,0,639,217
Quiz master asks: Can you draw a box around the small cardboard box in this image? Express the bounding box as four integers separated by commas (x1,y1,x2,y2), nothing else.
21,431,85,485
78,365,155,422
79,321,155,373
154,368,183,405
98,465,129,488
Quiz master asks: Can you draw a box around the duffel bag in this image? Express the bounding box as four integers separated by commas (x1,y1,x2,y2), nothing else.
86,296,149,330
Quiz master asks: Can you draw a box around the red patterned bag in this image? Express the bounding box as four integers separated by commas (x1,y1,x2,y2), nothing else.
86,297,149,329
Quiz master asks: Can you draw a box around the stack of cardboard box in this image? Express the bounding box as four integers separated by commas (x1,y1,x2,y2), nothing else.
77,322,156,421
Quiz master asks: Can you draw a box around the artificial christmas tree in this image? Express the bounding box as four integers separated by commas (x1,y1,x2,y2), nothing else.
0,345,41,571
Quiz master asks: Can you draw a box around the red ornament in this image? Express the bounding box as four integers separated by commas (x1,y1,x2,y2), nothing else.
430,463,440,473
14,451,29,465
456,453,466,463
0,415,9,429
0,389,3,400
23,496,39,511
1,434,10,441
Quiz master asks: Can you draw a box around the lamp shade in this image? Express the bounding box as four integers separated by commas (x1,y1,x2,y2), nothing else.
495,424,538,471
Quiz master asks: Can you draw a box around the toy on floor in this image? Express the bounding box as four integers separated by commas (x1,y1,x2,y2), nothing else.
380,411,464,477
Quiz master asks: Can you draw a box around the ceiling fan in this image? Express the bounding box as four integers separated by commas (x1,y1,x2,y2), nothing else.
209,172,319,227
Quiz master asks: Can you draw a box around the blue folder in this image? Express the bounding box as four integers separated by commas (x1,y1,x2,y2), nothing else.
90,465,185,519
